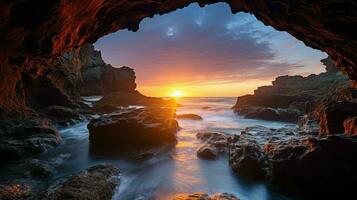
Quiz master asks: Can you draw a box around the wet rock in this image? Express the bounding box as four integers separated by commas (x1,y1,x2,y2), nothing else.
344,117,357,136
197,144,218,160
196,132,228,143
41,164,120,200
265,135,357,198
27,159,55,178
176,114,203,120
319,102,357,134
171,192,239,200
88,107,179,150
229,142,268,179
0,118,61,164
47,105,81,124
196,132,230,160
0,184,32,200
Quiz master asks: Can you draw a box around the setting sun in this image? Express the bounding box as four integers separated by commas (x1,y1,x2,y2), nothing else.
170,90,184,98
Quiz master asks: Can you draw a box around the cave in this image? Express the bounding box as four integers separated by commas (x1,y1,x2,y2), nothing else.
0,1,357,200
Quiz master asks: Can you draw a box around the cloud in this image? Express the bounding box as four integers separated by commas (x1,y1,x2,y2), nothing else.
95,3,327,88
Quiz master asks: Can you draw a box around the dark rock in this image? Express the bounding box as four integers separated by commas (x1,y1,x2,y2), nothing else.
344,117,357,136
232,68,352,118
196,132,228,143
176,114,203,120
0,118,61,164
88,107,179,149
229,142,268,179
93,90,178,111
321,56,339,73
237,106,300,122
196,144,218,160
47,105,81,122
28,159,55,178
171,192,239,200
41,164,120,200
319,102,357,134
196,132,230,160
265,135,357,199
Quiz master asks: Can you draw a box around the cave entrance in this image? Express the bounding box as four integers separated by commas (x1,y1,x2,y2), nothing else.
93,3,329,98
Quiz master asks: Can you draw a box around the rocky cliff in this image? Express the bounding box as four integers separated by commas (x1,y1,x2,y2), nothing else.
233,57,357,134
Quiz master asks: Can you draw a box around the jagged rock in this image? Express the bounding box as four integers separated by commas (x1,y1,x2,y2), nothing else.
233,65,352,121
176,114,203,120
319,102,357,134
87,107,179,149
0,118,61,164
343,117,357,136
41,164,120,200
171,192,239,200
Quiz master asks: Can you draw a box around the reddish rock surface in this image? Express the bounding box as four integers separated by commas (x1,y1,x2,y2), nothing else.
343,117,357,136
319,102,357,134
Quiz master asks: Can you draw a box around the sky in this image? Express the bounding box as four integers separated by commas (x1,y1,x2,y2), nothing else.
95,3,327,97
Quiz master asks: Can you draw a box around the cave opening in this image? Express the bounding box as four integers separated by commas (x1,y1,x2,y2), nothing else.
0,1,357,200
94,3,330,98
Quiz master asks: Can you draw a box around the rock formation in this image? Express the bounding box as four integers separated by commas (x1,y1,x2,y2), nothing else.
88,107,179,150
40,164,120,200
228,126,357,199
233,57,356,123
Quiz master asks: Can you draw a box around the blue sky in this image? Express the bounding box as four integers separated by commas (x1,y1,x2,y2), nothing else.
95,3,327,96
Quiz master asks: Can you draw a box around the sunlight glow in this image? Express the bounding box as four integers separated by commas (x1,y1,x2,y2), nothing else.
170,90,184,98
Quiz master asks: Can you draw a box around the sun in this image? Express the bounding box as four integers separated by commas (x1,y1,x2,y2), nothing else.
170,90,184,98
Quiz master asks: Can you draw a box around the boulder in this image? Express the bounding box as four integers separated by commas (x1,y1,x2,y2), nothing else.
0,118,61,164
344,117,357,136
88,107,179,149
41,164,120,200
47,105,81,123
196,144,218,160
171,192,239,200
229,142,268,179
319,102,357,134
176,114,203,120
196,132,230,160
265,135,357,198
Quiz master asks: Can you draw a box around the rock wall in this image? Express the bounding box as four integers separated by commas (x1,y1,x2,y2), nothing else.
0,0,356,115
